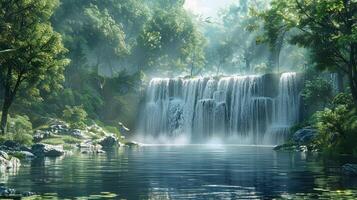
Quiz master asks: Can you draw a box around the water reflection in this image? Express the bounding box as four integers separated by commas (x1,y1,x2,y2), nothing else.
4,146,357,199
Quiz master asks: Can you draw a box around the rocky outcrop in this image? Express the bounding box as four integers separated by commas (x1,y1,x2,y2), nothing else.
274,127,318,152
342,164,357,176
31,144,64,157
293,127,317,144
99,135,120,148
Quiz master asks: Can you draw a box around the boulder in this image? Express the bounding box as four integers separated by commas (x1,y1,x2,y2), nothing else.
342,164,357,176
99,135,119,148
31,143,64,157
293,127,317,144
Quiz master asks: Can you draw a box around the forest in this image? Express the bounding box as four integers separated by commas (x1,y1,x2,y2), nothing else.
0,0,356,199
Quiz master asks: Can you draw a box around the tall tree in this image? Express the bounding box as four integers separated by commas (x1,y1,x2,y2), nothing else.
0,0,68,133
261,0,357,105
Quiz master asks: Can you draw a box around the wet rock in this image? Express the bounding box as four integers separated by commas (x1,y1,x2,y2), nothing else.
3,140,19,149
293,127,317,144
125,141,140,147
342,164,357,176
0,186,16,197
0,155,20,170
14,151,35,159
0,151,9,160
99,135,119,148
77,141,103,154
31,143,64,157
273,143,296,151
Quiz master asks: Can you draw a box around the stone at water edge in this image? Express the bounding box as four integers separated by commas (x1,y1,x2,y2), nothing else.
0,154,21,170
77,141,104,154
0,150,9,160
125,141,141,147
31,143,64,157
342,164,357,176
99,135,119,148
293,127,317,144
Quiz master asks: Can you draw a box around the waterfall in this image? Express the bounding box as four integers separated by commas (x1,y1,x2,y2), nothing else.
138,73,301,145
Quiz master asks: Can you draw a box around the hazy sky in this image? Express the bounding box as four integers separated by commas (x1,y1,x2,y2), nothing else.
184,0,237,18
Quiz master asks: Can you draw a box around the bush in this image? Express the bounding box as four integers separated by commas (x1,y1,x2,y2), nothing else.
62,105,88,129
312,105,357,155
0,114,34,146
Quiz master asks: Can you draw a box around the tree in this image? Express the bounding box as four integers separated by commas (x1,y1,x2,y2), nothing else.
260,0,357,106
137,7,205,75
0,0,68,133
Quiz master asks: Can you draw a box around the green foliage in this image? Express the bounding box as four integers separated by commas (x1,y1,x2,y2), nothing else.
62,106,88,129
0,114,33,146
138,7,206,74
312,105,357,155
0,0,69,132
301,78,333,109
260,0,357,105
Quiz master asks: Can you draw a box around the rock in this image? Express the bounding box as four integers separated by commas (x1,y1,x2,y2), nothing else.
125,141,140,147
3,140,19,149
0,186,16,197
0,155,20,170
31,143,64,157
68,129,85,138
8,157,21,169
16,151,35,159
273,144,294,151
96,149,105,154
33,130,52,142
99,135,119,148
78,141,103,154
118,122,130,135
342,164,357,176
293,127,317,144
0,151,9,160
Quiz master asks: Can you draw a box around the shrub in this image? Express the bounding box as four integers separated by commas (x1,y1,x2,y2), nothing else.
312,105,357,155
0,114,34,146
62,105,88,129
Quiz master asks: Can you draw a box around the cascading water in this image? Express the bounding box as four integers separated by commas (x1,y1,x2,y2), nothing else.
138,73,301,145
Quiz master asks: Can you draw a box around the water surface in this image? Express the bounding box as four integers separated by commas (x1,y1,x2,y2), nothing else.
3,145,357,199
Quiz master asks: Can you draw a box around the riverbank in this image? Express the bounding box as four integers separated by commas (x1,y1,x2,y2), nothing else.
0,118,140,198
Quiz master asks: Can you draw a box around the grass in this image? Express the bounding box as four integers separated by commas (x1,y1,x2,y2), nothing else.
41,135,81,145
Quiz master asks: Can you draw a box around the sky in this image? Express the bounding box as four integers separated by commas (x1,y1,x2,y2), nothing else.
184,0,237,18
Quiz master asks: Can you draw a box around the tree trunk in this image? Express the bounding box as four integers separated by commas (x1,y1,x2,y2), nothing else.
337,72,344,93
0,98,11,134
